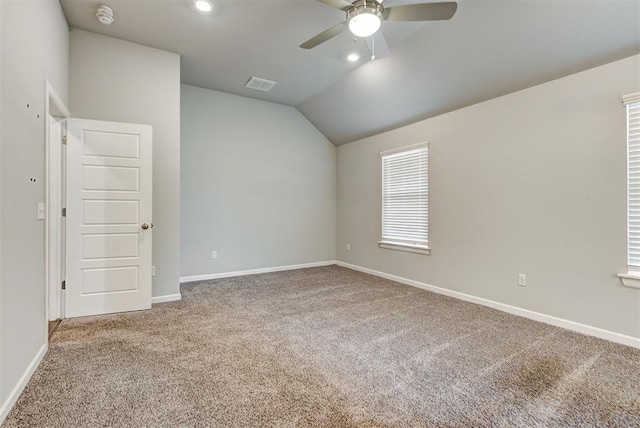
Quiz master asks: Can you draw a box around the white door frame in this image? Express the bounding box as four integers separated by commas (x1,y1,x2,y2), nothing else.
44,80,69,336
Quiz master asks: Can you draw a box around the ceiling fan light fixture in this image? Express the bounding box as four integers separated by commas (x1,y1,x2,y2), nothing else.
347,53,360,62
347,0,383,38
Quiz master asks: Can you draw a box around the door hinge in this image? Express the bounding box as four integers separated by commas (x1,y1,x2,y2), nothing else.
62,135,67,145
61,280,66,290
61,208,66,217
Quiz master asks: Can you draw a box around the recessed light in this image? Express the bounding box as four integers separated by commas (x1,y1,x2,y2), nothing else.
195,0,212,12
347,53,360,62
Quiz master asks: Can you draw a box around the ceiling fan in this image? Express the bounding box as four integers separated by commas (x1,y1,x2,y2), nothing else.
300,0,457,58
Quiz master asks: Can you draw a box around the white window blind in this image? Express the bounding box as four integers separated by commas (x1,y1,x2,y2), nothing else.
625,94,640,269
380,144,428,248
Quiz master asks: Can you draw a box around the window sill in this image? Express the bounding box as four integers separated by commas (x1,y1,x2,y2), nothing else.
617,272,640,289
378,241,430,255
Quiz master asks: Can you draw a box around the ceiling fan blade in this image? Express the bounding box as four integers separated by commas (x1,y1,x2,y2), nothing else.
365,31,391,60
300,22,347,49
384,2,458,22
315,0,354,11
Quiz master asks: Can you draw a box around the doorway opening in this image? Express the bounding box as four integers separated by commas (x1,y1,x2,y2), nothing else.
45,80,69,339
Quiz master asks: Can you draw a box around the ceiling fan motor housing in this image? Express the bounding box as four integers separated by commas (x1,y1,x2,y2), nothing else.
347,0,384,21
347,0,384,37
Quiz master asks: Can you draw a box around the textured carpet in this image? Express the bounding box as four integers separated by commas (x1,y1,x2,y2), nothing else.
3,265,640,427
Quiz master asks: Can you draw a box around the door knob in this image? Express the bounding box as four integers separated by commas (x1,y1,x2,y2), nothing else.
141,223,149,230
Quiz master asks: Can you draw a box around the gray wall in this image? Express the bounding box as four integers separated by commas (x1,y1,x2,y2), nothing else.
337,55,640,338
69,29,180,298
181,84,336,277
0,0,68,412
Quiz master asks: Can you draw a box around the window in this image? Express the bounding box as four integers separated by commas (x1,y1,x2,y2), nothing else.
619,93,640,289
625,93,640,270
379,144,430,255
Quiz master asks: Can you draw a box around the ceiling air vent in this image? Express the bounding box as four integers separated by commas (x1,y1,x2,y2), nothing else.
245,77,277,92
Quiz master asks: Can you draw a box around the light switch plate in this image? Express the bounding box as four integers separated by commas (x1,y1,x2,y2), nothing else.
37,202,45,220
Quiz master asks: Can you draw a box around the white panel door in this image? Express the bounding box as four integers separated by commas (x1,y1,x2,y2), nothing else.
66,119,152,318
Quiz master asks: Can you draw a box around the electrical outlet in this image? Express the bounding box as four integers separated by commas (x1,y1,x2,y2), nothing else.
346,244,351,252
151,266,156,277
211,251,217,260
518,273,527,287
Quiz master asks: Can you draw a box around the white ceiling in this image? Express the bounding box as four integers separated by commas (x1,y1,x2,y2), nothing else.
60,0,640,145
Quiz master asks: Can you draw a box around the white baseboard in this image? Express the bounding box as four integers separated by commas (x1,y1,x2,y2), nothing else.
0,343,48,424
336,261,640,349
179,260,337,283
151,293,182,304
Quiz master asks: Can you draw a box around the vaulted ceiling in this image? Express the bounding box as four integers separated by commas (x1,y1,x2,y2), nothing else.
60,0,640,145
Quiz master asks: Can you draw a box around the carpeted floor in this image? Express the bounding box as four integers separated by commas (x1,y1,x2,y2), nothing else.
3,265,640,427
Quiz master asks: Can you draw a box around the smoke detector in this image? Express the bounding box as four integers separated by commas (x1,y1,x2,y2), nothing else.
96,5,114,25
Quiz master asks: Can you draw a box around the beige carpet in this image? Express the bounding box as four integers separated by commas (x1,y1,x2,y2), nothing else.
3,265,639,427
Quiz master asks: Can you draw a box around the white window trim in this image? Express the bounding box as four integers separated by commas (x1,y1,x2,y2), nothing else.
619,92,640,289
622,92,640,105
379,142,428,157
379,143,430,255
378,240,431,255
617,272,640,289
